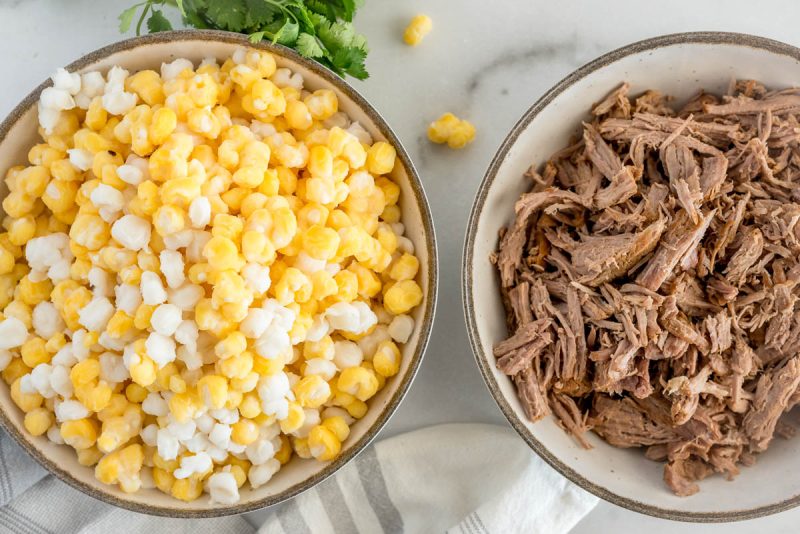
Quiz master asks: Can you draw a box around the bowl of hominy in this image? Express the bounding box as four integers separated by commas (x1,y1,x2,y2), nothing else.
0,29,436,516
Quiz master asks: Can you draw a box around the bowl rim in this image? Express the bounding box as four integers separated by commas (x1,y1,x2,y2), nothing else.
0,29,438,518
462,31,800,523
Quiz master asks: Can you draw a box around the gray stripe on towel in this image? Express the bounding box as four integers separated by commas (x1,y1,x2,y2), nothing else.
317,478,359,534
355,447,403,534
277,498,312,534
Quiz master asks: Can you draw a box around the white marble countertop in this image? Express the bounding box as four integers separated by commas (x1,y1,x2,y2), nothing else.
3,0,800,531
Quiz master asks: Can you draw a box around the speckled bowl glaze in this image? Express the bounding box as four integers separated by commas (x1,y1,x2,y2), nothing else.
0,30,437,517
464,32,800,522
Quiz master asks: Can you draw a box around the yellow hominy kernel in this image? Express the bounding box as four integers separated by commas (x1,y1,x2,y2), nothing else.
149,107,177,146
308,425,341,461
427,112,475,149
171,478,203,502
23,407,53,436
383,279,423,315
230,419,258,445
60,418,98,450
126,70,165,106
21,337,50,367
403,14,433,46
366,142,396,175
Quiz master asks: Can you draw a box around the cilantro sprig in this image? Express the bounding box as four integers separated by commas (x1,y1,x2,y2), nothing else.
118,0,369,80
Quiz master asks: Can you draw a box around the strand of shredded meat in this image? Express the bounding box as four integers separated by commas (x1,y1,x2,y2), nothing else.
492,80,800,496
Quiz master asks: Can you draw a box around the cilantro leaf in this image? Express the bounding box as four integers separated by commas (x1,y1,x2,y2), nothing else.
147,9,173,32
205,0,248,31
296,33,324,58
118,0,369,79
288,3,315,33
244,0,280,28
249,31,266,43
316,19,355,51
180,0,209,28
351,32,367,52
331,46,368,80
265,18,299,45
339,0,356,22
118,4,142,33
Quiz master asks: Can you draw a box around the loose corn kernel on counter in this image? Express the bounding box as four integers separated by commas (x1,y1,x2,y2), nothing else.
0,48,424,505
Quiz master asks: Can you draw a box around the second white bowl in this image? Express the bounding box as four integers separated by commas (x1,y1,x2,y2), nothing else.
464,32,800,522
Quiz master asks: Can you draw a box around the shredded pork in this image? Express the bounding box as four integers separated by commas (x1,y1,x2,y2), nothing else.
492,81,800,496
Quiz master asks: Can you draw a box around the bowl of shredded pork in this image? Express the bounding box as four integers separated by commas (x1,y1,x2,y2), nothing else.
465,33,800,521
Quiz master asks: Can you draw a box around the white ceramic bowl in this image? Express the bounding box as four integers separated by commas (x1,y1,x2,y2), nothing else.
463,32,800,522
0,30,437,517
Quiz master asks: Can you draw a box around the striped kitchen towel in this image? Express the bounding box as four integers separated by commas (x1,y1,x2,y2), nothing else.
0,428,253,534
0,423,595,533
261,423,597,534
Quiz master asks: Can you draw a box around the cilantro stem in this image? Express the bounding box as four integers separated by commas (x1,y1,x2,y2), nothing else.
135,1,152,35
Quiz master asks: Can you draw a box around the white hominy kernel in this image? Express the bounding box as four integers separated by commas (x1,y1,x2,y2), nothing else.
161,58,194,81
52,344,77,367
248,458,280,488
30,364,55,398
50,365,72,398
303,358,337,381
55,400,90,421
99,352,129,383
40,87,75,111
206,445,229,463
209,408,239,425
253,324,290,360
47,425,64,444
116,164,144,185
245,438,275,465
111,214,151,251
140,271,168,305
209,423,232,450
239,308,271,339
145,332,177,368
78,298,114,332
333,341,363,370
242,263,271,294
168,419,197,441
388,314,415,344
397,236,414,254
102,89,137,116
305,315,329,343
325,302,361,332
168,283,204,311
115,283,142,315
195,413,215,434
347,121,373,145
32,301,64,339
142,392,169,416
90,184,125,220
51,68,81,95
159,250,185,289
88,267,114,298
157,429,179,461
38,106,61,134
208,471,239,505
188,196,211,228
67,148,93,171
0,350,11,372
141,424,158,447
184,433,210,453
151,303,183,337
